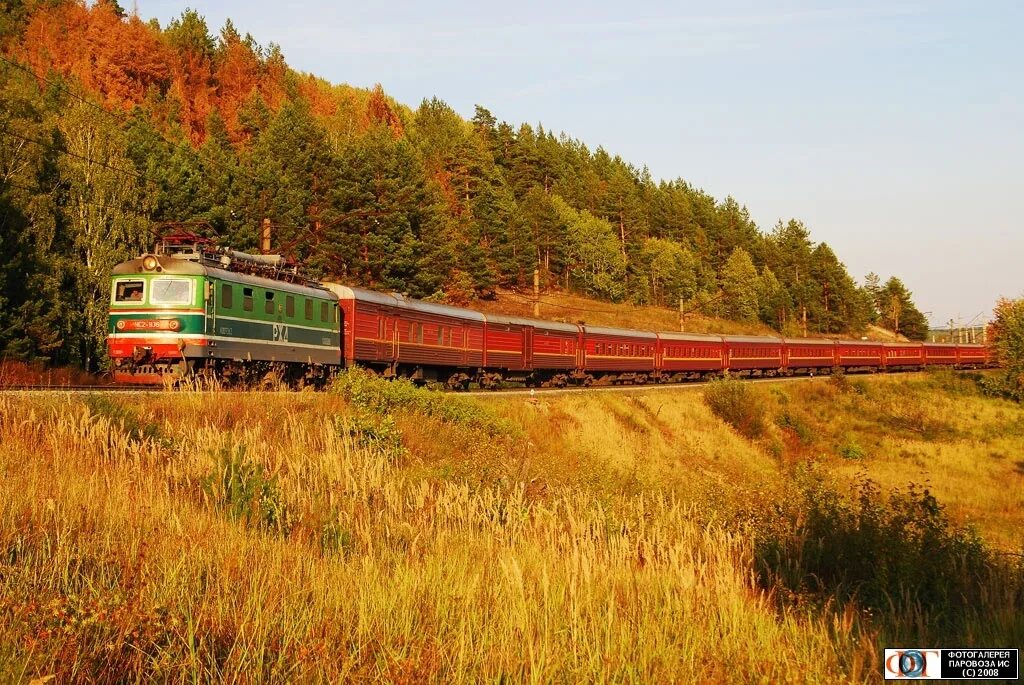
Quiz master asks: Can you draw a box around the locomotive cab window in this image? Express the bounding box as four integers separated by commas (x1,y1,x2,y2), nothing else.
220,283,233,309
114,280,145,303
150,278,192,305
264,291,275,315
243,288,254,312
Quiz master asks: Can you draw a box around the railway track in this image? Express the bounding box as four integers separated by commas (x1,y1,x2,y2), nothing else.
0,373,861,396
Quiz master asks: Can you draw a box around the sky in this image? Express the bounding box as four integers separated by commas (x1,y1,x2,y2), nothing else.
140,0,1023,328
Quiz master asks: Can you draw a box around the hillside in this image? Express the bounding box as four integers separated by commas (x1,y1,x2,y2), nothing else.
477,289,914,340
0,371,1020,681
0,1,928,372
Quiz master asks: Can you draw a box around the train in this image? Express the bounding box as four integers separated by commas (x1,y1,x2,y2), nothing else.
107,234,993,387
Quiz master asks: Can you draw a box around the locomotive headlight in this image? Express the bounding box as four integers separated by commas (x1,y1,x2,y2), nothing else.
142,255,158,271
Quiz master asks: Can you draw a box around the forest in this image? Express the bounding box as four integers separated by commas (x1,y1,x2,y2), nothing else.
0,0,928,371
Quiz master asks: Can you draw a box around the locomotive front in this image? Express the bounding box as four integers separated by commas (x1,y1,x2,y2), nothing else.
107,254,207,384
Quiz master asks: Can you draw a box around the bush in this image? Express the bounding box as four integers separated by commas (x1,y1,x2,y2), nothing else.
837,438,865,460
331,368,520,437
775,409,814,444
752,468,1021,635
703,378,767,440
201,443,292,535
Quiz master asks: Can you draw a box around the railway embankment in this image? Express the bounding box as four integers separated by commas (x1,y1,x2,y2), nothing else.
0,368,1020,682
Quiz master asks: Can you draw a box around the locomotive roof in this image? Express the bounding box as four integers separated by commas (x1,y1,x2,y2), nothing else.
323,284,486,322
113,255,334,298
483,313,580,333
881,341,924,347
583,325,658,339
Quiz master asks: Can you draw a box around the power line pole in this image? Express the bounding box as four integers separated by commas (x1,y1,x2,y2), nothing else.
533,268,540,318
261,218,272,254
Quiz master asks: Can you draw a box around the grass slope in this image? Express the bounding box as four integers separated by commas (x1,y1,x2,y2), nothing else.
0,370,1020,682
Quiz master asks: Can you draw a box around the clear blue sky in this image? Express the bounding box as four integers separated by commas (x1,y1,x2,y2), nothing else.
142,0,1023,328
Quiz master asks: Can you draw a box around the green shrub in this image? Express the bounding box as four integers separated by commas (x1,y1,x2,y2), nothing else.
337,412,407,463
703,378,767,440
752,469,1021,636
775,410,814,444
838,438,865,460
331,368,520,437
201,443,292,535
83,395,164,444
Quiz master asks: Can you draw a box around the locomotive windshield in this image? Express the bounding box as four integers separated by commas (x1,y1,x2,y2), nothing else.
114,280,145,302
150,278,192,305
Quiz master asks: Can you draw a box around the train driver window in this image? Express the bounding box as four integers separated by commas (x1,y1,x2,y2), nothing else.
264,291,275,315
114,280,145,303
220,283,233,309
151,278,192,305
243,287,254,312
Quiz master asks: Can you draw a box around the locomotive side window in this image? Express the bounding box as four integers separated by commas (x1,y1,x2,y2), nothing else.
264,291,275,315
286,295,295,318
220,283,233,309
305,299,313,320
243,288,254,312
320,301,328,322
114,280,145,303
150,278,192,305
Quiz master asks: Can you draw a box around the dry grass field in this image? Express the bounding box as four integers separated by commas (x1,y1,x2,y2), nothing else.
0,370,1020,682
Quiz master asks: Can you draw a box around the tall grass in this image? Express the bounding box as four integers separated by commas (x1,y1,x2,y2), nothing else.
0,370,1021,681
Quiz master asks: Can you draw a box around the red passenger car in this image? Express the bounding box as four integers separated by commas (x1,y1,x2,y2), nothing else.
882,342,924,370
481,315,582,386
956,344,988,368
582,326,657,382
835,340,883,370
723,335,784,375
656,332,725,380
783,338,836,373
922,342,958,366
328,285,484,386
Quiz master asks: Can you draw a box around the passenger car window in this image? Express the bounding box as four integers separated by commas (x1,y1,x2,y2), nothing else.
150,278,191,305
114,280,145,303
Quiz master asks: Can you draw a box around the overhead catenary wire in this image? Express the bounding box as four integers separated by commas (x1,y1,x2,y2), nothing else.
0,125,150,184
0,176,153,220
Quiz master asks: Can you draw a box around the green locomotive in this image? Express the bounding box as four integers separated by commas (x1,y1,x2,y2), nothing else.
107,234,340,384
